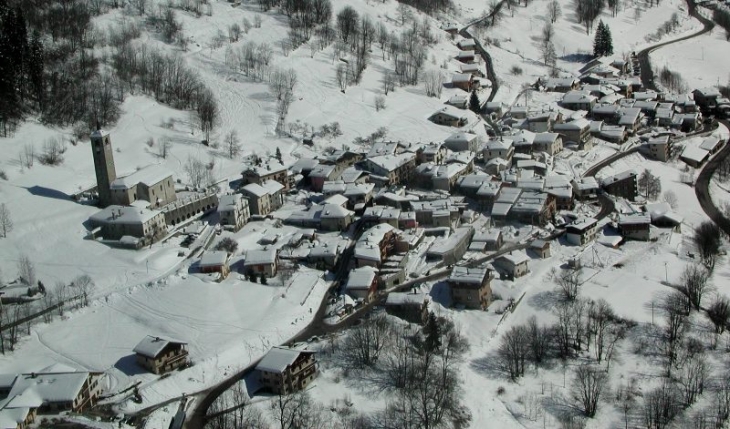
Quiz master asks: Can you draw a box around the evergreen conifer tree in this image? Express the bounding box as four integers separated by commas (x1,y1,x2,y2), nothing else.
603,23,614,56
468,90,481,114
593,20,606,57
275,147,283,163
423,312,442,353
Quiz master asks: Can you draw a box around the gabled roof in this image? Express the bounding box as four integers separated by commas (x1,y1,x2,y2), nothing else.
346,266,378,290
200,250,228,267
448,266,490,284
498,251,530,266
134,335,187,358
256,347,314,373
111,165,174,190
244,248,278,266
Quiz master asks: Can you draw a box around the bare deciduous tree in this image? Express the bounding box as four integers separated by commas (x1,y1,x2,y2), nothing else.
662,190,678,209
548,0,562,23
692,222,721,272
72,274,94,307
681,263,711,311
643,382,681,429
382,71,395,95
707,296,730,334
554,267,582,302
225,131,241,159
196,90,219,144
340,315,390,368
17,255,36,287
0,203,12,238
270,390,324,429
40,137,65,165
677,339,708,406
374,95,386,111
572,364,609,418
184,156,207,189
498,324,529,380
158,138,171,159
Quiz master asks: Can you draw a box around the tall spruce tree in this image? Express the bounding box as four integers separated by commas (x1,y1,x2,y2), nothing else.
603,23,614,56
469,90,481,114
593,20,606,57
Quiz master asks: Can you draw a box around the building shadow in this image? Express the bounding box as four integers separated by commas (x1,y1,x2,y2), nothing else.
26,185,71,201
114,354,148,377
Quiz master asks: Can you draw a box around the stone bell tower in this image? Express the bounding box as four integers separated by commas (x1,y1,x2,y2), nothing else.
90,129,117,208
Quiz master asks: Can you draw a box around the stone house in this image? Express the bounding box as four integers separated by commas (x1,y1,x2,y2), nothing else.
244,248,279,278
88,204,166,243
601,170,638,201
618,213,651,241
217,194,250,231
345,266,379,302
110,166,177,208
198,251,230,278
447,266,493,310
495,251,530,279
566,218,599,246
241,161,289,191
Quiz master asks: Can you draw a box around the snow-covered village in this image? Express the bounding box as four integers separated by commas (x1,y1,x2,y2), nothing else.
1,0,730,426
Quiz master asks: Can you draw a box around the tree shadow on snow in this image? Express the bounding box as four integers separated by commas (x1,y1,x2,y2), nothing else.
527,289,563,311
114,355,148,377
470,352,507,380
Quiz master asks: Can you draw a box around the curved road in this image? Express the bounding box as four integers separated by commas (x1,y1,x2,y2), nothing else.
695,119,730,236
636,0,714,92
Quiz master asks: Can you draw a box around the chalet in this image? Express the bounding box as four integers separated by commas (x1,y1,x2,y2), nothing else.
429,106,472,127
680,146,710,168
447,94,469,109
198,251,230,278
447,266,493,310
484,102,505,117
0,369,105,418
133,335,189,374
384,292,430,324
256,347,317,395
343,183,375,210
452,73,474,91
457,38,476,50
642,136,673,162
262,180,284,210
561,91,597,111
508,105,529,119
541,77,581,92
599,125,628,143
618,213,651,241
566,218,599,245
355,223,398,267
418,142,447,164
533,132,563,155
524,110,562,133
364,152,417,186
495,251,530,279
601,170,638,200
244,248,278,278
512,130,536,154
460,62,483,76
241,161,288,191
345,266,379,302
656,107,675,127
645,202,684,230
217,194,250,231
485,158,510,176
339,167,369,184
444,132,480,152
456,50,476,63
572,177,600,200
88,204,166,244
426,226,474,264
110,166,177,208
553,119,592,148
530,239,551,258
319,204,355,231
692,87,722,111
482,138,515,163
546,185,574,210
618,107,643,134
591,104,620,123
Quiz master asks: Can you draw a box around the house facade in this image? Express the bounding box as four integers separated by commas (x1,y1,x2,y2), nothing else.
217,194,250,231
448,266,493,310
244,249,279,277
256,347,317,395
601,170,638,201
133,336,189,374
241,161,289,191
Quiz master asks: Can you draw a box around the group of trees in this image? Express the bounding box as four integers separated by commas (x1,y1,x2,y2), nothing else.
658,66,688,94
268,67,298,134
540,22,557,72
639,169,662,200
574,0,605,34
205,313,471,428
713,8,730,41
592,20,614,57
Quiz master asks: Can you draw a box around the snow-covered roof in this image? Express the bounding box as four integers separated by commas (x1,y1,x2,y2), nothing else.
534,132,560,144
449,266,490,285
619,213,651,225
323,194,348,207
473,229,501,242
218,194,246,212
427,226,473,256
199,251,228,267
680,146,709,164
5,372,93,408
460,63,480,73
290,158,319,174
700,136,722,152
452,73,472,83
554,118,591,130
355,224,397,262
445,132,478,146
241,183,269,198
531,239,549,249
457,50,475,58
566,217,598,232
244,161,287,176
601,169,637,185
309,164,337,179
367,152,416,173
458,38,476,47
562,91,596,105
261,180,284,194
446,151,476,165
133,335,187,358
491,202,512,216
458,174,492,189
368,141,400,158
385,292,429,306
346,266,378,290
244,248,277,266
89,205,163,226
484,138,513,151
90,129,109,138
498,250,530,266
320,203,354,219
110,165,173,190
256,347,313,373
573,177,600,190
